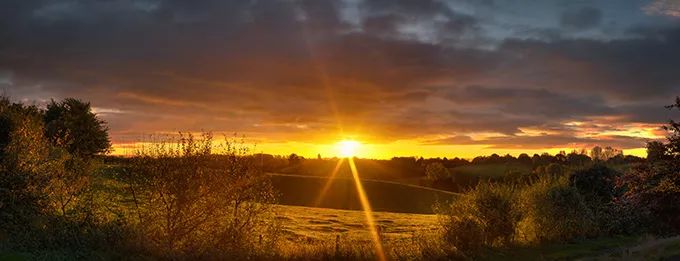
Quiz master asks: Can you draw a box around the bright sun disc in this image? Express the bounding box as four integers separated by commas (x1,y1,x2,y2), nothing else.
337,140,360,157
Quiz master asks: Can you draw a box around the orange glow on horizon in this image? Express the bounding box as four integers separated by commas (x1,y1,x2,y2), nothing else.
110,140,650,159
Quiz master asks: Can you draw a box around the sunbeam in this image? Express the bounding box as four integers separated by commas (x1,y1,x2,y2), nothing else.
348,157,386,261
313,158,345,207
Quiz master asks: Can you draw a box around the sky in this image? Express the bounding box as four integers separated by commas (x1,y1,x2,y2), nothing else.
1,0,679,159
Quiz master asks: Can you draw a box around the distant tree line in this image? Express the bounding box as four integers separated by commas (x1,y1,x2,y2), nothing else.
245,144,643,193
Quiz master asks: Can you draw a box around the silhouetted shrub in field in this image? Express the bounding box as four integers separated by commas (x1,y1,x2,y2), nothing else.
438,182,519,257
518,176,596,243
570,164,620,203
125,133,279,259
442,215,485,257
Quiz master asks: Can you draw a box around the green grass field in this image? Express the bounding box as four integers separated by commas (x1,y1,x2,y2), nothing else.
273,205,439,247
86,165,680,260
269,173,457,214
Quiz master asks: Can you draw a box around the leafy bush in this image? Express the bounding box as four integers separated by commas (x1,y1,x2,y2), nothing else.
518,176,596,243
425,162,451,181
0,97,130,258
544,163,568,177
570,164,620,203
613,97,680,235
616,162,680,235
126,133,279,259
0,97,51,229
442,215,484,257
440,182,518,258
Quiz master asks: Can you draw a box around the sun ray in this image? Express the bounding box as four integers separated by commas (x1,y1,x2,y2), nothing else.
348,157,386,261
313,158,345,207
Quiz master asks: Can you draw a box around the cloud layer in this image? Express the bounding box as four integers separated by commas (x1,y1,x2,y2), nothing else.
1,0,678,151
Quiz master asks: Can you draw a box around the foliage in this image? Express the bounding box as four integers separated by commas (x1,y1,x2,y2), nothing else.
126,132,278,258
544,163,568,177
439,182,519,258
441,215,485,257
0,97,51,229
616,162,680,234
614,96,680,235
425,162,451,181
518,176,597,243
44,98,111,158
569,164,620,203
0,96,130,259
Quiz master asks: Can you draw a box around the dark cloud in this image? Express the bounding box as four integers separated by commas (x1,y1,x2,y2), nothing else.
0,0,678,150
560,7,603,30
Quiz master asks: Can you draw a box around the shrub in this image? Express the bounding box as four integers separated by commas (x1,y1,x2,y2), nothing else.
570,164,619,203
467,183,518,245
545,163,568,177
616,162,680,235
518,176,596,243
0,97,51,229
442,215,484,257
440,182,519,257
126,133,279,258
425,162,451,181
0,97,129,257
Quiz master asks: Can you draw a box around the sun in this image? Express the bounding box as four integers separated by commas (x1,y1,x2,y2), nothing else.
337,140,361,158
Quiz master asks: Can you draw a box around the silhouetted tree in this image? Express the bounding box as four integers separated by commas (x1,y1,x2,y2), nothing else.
647,141,669,162
288,153,301,166
566,152,591,166
425,162,451,181
44,98,111,158
517,153,532,165
590,146,603,161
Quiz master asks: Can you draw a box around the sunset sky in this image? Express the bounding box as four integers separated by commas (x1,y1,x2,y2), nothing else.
2,0,679,159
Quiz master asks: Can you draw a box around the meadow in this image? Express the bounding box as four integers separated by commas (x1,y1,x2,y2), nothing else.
78,164,680,260
92,163,679,260
269,173,457,214
2,96,680,260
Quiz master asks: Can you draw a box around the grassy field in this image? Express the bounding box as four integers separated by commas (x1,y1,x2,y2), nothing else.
269,173,457,214
94,165,680,260
270,205,680,260
5,164,680,260
273,205,439,248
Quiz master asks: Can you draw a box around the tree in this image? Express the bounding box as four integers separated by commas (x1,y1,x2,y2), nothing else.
602,146,622,160
425,162,451,181
646,141,668,162
517,153,532,165
288,153,301,166
566,152,591,166
590,146,603,160
664,96,680,156
44,98,111,158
